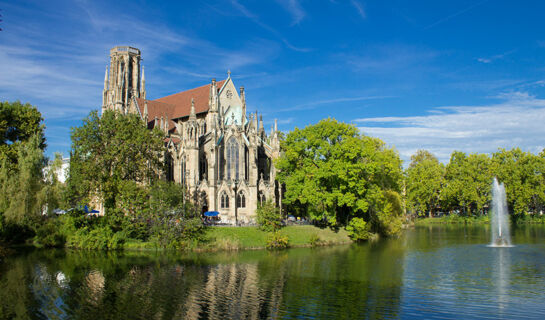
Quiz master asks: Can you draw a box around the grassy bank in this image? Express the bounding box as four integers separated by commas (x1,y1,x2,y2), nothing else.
202,225,352,250
415,216,490,225
124,225,352,251
415,214,545,226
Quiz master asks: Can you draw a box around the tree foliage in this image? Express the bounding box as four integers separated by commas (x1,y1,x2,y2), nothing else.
0,101,45,169
492,148,545,216
406,150,444,217
276,118,403,236
256,200,283,232
405,148,545,218
68,110,165,213
0,134,46,225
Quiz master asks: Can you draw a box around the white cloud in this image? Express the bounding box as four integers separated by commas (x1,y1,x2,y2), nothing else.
230,0,311,52
276,0,306,25
354,92,545,164
350,0,366,19
476,49,516,64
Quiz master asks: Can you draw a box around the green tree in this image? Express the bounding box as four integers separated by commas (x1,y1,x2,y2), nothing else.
0,134,46,225
493,148,545,216
441,151,493,216
0,101,45,168
39,153,67,216
256,200,283,232
406,150,444,217
276,118,403,236
68,110,164,214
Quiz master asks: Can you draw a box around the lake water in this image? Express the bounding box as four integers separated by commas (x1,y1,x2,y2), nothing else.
1,225,545,319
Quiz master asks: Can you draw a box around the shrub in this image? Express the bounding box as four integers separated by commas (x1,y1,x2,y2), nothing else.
66,226,126,250
257,201,283,232
346,217,371,241
266,231,289,250
153,216,205,250
34,218,66,248
309,233,322,247
0,215,34,244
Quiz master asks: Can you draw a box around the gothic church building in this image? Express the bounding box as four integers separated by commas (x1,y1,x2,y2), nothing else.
102,46,281,224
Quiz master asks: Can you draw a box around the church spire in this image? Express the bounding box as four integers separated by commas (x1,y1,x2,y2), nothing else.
140,66,146,99
240,86,246,124
103,66,109,91
143,101,148,124
190,98,196,120
209,78,217,112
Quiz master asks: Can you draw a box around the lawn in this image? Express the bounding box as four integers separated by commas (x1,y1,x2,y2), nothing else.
202,225,352,250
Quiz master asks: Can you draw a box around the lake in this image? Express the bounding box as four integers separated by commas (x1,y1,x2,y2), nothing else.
1,225,545,319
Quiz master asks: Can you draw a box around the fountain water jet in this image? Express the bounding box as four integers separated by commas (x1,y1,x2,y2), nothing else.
489,177,513,247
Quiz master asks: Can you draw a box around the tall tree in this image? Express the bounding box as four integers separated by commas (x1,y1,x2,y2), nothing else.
0,134,46,225
68,110,165,214
493,148,545,216
0,101,45,168
406,150,444,217
441,152,493,216
276,118,403,235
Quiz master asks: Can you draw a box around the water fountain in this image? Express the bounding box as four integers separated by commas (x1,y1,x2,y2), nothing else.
489,177,513,247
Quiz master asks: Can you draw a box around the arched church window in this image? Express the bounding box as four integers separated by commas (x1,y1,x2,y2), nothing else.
259,191,266,205
220,192,229,209
245,146,249,181
199,153,208,181
236,192,246,208
165,153,174,182
227,137,239,180
181,158,186,185
219,143,225,180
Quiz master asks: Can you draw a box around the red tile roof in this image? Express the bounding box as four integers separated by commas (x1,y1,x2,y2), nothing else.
135,79,226,132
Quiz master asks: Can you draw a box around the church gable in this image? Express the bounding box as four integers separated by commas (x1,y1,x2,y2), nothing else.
219,78,244,126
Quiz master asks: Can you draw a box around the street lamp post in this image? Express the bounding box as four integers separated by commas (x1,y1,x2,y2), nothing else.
233,179,239,226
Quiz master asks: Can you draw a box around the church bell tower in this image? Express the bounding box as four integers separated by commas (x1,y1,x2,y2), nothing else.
102,46,145,114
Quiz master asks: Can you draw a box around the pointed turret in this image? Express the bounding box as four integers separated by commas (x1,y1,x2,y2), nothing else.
240,86,246,124
274,118,278,132
189,98,196,120
143,101,148,124
103,67,109,91
209,78,218,112
140,66,146,99
259,114,264,134
102,66,109,113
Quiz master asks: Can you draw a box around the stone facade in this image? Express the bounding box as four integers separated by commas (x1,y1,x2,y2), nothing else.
102,46,281,224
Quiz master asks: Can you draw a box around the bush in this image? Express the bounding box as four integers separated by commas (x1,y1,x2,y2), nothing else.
309,233,322,247
66,226,126,250
346,217,371,241
34,218,66,248
257,201,283,232
0,215,35,244
266,231,289,250
153,216,205,250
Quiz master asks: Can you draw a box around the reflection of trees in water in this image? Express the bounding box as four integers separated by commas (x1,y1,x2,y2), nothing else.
0,242,406,319
277,242,405,319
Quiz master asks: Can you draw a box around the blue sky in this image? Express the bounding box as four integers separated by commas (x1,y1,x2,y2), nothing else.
1,0,545,163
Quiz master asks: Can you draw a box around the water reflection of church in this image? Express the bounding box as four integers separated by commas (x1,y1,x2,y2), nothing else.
101,46,282,224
